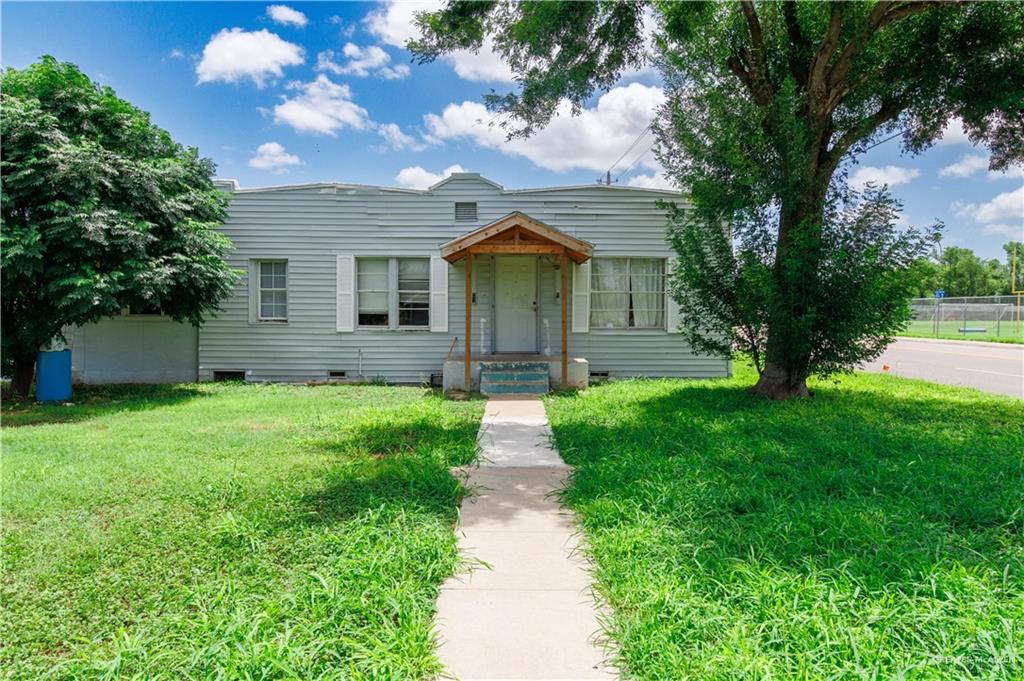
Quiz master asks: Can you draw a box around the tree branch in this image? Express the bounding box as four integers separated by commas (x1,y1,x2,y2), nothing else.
827,2,946,95
823,100,903,174
807,3,843,107
782,2,811,87
727,1,774,108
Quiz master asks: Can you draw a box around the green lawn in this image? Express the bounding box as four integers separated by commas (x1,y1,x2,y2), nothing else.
900,319,1024,344
2,383,484,679
545,365,1024,680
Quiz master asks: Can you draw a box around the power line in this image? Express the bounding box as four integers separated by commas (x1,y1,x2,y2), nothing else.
601,123,652,183
862,128,907,152
614,145,654,184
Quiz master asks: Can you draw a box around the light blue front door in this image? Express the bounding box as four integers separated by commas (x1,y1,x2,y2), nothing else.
495,256,538,353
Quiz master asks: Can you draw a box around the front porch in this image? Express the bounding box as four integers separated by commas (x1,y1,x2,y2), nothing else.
442,355,589,393
439,211,594,393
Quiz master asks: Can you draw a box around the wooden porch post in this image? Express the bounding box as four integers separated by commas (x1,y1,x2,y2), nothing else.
464,253,473,391
560,249,568,388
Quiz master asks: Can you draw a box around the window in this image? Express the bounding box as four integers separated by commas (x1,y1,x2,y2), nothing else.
590,257,665,329
258,261,287,320
454,202,477,221
357,257,431,329
357,258,389,326
398,258,430,327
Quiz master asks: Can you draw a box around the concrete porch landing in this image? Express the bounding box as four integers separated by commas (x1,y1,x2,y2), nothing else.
435,397,613,679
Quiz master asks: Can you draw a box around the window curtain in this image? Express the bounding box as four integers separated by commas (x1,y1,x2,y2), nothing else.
630,259,664,328
590,258,629,328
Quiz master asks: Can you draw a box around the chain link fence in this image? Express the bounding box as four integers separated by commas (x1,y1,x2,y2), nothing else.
907,295,1024,341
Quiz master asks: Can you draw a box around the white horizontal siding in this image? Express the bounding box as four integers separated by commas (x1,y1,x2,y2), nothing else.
193,177,728,382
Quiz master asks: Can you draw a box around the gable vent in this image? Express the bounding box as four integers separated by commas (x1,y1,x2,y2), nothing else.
454,202,477,221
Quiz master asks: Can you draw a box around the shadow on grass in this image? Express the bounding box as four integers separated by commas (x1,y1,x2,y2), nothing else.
551,378,1024,590
1,383,208,428
297,416,483,526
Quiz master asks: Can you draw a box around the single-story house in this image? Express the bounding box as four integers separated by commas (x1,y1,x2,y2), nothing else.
67,172,730,393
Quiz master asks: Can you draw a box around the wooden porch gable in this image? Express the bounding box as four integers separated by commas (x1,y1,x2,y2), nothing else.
439,211,593,263
440,212,593,391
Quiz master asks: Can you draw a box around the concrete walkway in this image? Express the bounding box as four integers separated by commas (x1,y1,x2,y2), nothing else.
435,396,613,680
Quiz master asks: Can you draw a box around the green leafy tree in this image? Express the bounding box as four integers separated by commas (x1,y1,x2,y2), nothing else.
410,1,1023,398
1,57,240,397
905,256,942,298
667,186,935,378
938,247,1004,297
1003,241,1024,294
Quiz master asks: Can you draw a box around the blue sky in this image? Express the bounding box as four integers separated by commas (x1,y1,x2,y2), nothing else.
3,1,1021,260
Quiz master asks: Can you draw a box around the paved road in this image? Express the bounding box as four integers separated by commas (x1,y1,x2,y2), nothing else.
862,338,1023,398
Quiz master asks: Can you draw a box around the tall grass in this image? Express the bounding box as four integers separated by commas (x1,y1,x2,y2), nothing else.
545,365,1024,679
2,383,484,679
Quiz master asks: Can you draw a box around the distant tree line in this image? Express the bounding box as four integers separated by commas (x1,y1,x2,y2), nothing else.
906,242,1023,298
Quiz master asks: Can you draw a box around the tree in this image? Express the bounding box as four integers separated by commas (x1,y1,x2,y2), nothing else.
667,186,935,380
410,1,1024,398
1,57,240,397
905,257,941,298
938,247,1002,297
1004,241,1024,294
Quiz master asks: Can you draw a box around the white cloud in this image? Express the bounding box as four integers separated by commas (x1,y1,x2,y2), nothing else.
196,28,304,87
395,163,466,189
627,172,675,190
443,39,515,82
849,165,920,189
317,44,410,79
989,164,1024,181
937,118,972,146
423,83,664,173
953,186,1024,225
981,223,1023,238
364,1,515,82
273,75,372,135
378,123,427,151
939,153,988,178
267,5,308,28
248,141,302,173
328,15,357,37
379,64,411,80
168,48,186,59
319,43,390,76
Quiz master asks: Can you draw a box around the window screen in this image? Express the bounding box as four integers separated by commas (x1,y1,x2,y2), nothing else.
590,258,665,329
258,261,287,320
357,258,389,326
398,258,430,327
357,257,431,328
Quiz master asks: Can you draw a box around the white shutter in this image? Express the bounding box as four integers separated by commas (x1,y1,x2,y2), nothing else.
336,255,355,332
429,256,449,332
665,257,682,333
247,260,258,324
572,261,590,333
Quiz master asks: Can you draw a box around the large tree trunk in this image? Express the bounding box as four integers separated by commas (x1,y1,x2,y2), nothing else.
751,361,810,399
751,182,828,400
11,354,36,399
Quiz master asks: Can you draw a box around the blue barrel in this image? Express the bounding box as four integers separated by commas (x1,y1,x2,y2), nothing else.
36,349,72,402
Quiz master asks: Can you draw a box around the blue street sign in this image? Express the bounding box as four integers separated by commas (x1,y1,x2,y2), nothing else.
934,290,945,299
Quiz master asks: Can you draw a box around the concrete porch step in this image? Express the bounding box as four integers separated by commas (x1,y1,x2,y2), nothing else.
479,361,550,372
480,360,551,395
481,379,550,395
480,370,549,383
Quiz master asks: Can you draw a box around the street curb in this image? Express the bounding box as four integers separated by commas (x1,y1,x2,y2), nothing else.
895,336,1024,350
